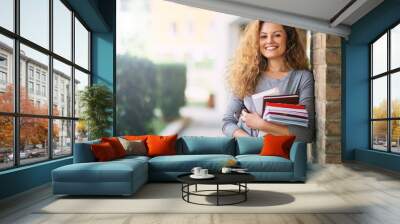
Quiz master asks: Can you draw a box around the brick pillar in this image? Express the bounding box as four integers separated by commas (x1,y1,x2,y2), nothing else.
311,33,342,164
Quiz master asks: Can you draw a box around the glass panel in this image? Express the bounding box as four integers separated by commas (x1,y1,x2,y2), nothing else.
20,0,49,49
74,18,89,70
20,44,49,115
372,33,387,76
391,24,400,70
372,121,388,151
0,0,14,31
372,77,387,119
53,59,72,117
53,119,72,157
20,117,49,165
0,116,13,170
75,120,88,143
53,0,72,60
391,72,400,118
74,69,89,118
391,120,400,153
0,34,14,112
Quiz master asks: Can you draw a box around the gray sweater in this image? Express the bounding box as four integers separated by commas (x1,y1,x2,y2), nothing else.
222,70,315,143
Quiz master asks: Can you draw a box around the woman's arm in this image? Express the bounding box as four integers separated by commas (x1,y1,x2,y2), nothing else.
222,94,250,137
241,111,291,135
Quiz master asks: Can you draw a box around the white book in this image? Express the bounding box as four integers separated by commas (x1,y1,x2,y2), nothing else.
265,107,308,114
266,117,308,127
265,114,308,122
251,88,280,115
264,109,308,118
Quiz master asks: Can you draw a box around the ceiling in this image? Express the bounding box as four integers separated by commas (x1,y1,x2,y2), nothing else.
166,0,384,37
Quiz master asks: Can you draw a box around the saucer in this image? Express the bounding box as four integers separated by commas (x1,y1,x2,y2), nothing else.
190,174,215,179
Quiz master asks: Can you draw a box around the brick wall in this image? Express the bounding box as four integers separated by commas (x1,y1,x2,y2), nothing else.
311,33,342,164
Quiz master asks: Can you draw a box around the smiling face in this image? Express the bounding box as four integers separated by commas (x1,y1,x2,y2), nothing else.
259,22,287,60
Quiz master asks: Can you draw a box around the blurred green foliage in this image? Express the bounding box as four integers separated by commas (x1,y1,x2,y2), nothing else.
116,55,187,135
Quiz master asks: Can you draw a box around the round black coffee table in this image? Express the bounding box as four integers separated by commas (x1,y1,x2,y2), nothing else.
177,173,255,206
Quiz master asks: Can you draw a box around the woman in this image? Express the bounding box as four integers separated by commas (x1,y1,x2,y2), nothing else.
222,21,315,143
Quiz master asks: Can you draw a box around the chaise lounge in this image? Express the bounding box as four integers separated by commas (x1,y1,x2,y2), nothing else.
52,136,307,196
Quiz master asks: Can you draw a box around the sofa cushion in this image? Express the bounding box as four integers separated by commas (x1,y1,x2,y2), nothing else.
115,155,150,163
260,134,296,159
53,159,147,183
148,154,235,172
101,137,127,158
236,155,293,172
91,142,118,161
147,134,178,157
177,136,235,155
118,137,147,156
73,139,100,163
236,137,263,155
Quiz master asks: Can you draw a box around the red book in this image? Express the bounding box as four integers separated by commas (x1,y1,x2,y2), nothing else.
262,94,300,115
265,102,306,109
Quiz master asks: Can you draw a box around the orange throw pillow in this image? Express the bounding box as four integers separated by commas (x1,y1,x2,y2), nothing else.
91,142,117,161
260,134,296,159
146,134,178,157
101,137,126,158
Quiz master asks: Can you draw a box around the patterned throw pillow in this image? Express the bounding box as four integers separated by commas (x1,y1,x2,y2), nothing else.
118,137,147,156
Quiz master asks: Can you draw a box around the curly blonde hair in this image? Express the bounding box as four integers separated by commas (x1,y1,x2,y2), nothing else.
227,20,309,99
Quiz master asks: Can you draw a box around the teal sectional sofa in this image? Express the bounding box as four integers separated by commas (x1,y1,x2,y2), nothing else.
52,136,307,196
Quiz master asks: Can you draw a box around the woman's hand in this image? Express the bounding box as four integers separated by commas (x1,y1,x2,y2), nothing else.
241,110,266,130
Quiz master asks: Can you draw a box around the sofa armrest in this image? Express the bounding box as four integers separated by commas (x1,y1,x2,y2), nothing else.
289,142,307,181
73,140,100,163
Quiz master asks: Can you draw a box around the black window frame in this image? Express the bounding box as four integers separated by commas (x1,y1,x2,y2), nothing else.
370,20,400,154
0,0,92,171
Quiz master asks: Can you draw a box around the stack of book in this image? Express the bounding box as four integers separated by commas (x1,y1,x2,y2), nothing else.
263,102,308,127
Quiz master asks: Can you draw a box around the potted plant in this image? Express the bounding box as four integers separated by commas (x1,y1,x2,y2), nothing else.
79,84,113,140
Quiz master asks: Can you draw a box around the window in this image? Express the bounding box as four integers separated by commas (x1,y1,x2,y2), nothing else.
53,0,72,60
20,0,49,49
0,0,91,170
53,119,72,158
74,18,89,70
0,71,6,85
370,23,400,154
28,81,34,94
0,35,13,112
0,0,14,32
0,116,13,170
0,55,7,67
53,59,71,117
28,67,34,80
35,84,40,95
35,70,41,81
74,69,89,118
42,85,46,97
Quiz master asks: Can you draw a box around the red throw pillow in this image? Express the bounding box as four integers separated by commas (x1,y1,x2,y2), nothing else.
146,134,177,157
260,134,296,159
91,142,117,161
101,137,126,158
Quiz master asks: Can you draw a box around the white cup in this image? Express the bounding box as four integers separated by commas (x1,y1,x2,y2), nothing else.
221,167,232,174
200,169,208,176
191,167,202,176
